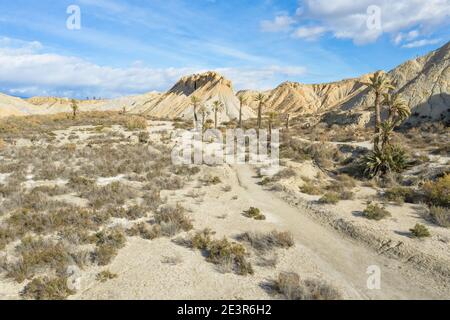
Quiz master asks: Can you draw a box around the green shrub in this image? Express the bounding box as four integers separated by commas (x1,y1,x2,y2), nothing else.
410,224,431,238
243,207,266,220
363,203,391,221
362,145,408,178
21,276,74,300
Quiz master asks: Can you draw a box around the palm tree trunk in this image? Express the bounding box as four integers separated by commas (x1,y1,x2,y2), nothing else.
215,110,218,129
193,105,198,130
286,114,290,130
374,92,381,150
239,102,242,128
257,103,262,129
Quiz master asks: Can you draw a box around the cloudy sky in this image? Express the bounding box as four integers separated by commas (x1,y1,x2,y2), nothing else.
0,0,449,98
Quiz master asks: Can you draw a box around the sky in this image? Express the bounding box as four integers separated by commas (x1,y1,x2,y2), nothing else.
0,0,449,98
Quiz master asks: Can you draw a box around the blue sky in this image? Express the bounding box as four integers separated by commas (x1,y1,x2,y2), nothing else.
0,0,449,98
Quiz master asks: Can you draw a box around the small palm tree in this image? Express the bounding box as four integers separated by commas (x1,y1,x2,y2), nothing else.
362,71,395,150
212,100,224,129
238,95,247,128
71,99,78,120
266,111,278,137
254,93,266,130
191,96,201,129
382,93,411,125
198,104,208,129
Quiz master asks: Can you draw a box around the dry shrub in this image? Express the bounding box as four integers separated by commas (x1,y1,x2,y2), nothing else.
0,138,6,150
237,230,294,253
274,272,341,300
127,222,161,240
154,205,193,235
190,229,253,276
4,237,81,283
21,276,74,300
300,182,323,195
422,174,450,207
383,187,415,204
91,228,126,266
125,116,147,131
428,206,450,228
318,192,340,204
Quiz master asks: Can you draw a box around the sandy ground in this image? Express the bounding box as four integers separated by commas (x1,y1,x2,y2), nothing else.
1,121,449,300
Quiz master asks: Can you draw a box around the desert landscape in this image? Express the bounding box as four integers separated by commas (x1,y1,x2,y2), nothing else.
0,38,448,301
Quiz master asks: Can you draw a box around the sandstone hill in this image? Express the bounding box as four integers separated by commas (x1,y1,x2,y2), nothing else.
1,42,448,127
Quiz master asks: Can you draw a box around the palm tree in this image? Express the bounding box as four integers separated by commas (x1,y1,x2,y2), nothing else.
191,96,201,129
382,93,411,126
212,101,224,129
71,99,78,120
254,93,266,130
198,104,208,129
285,113,290,130
362,71,395,150
238,95,247,128
266,111,278,137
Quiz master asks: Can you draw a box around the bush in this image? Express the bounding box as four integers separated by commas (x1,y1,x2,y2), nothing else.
363,203,391,221
237,230,294,253
91,228,126,266
21,276,74,300
5,237,77,283
318,193,340,204
410,224,431,238
127,222,161,240
274,272,341,300
138,131,149,143
242,207,266,220
362,145,408,178
300,182,323,195
428,206,450,228
383,187,415,204
155,205,193,235
125,116,147,131
189,229,253,276
422,174,450,207
96,270,118,283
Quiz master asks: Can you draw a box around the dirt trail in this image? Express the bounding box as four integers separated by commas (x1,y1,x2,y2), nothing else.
232,164,448,300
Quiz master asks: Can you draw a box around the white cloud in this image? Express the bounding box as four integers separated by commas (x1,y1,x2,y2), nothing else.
292,26,327,40
261,15,296,32
0,38,307,97
402,38,442,48
268,0,450,45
